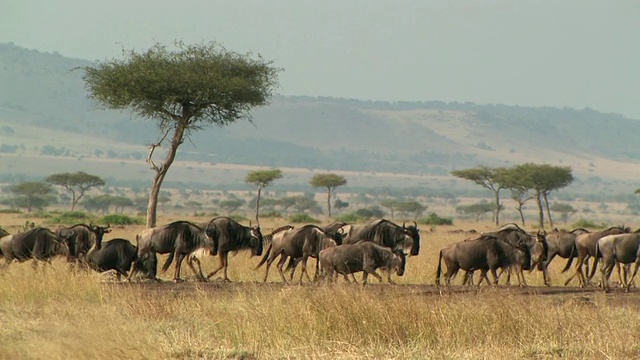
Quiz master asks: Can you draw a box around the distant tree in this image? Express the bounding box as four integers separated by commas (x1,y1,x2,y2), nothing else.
81,41,280,228
456,202,495,222
83,195,134,214
509,187,534,226
333,199,349,214
245,168,282,226
396,200,427,219
451,166,508,225
551,202,577,224
4,181,54,212
309,173,347,217
219,199,245,214
511,163,573,228
380,199,400,219
46,171,105,210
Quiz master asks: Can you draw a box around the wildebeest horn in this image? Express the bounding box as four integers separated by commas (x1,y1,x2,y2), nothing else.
338,227,345,235
403,221,406,228
413,221,418,228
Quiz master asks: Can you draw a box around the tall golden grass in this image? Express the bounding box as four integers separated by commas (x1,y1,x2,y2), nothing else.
1,216,640,359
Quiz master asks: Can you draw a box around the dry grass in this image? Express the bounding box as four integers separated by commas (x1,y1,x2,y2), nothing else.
1,216,640,359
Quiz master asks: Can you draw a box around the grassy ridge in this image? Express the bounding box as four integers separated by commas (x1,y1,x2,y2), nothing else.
1,217,639,359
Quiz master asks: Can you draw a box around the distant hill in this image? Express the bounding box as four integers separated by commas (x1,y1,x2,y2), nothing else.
1,42,639,197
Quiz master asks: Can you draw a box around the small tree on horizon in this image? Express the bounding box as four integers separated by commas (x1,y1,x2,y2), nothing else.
3,181,54,212
46,171,105,210
245,168,283,226
309,173,347,218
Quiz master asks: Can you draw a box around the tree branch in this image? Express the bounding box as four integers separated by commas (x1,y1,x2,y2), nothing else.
147,129,171,173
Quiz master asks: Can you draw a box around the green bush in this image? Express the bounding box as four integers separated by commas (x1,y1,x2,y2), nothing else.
0,209,21,214
419,213,453,226
572,218,606,229
334,212,360,223
261,210,283,218
46,211,91,224
99,214,144,226
289,213,320,224
228,214,249,223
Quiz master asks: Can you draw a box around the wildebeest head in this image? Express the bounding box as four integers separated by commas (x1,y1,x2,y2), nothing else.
392,250,406,276
531,229,549,271
326,228,345,245
89,222,112,245
402,221,420,256
204,223,220,256
249,226,264,256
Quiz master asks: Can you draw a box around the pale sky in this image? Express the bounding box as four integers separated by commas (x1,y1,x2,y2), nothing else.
2,0,639,119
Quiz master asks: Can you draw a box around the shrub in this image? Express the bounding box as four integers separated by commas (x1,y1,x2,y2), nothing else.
334,212,360,223
0,209,21,214
46,211,91,224
99,214,144,226
572,218,606,229
419,213,453,226
261,210,283,218
228,214,249,223
289,213,320,224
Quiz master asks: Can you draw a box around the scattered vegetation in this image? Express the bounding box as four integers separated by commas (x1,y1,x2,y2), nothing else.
99,214,144,226
572,218,606,229
419,212,453,225
289,213,320,224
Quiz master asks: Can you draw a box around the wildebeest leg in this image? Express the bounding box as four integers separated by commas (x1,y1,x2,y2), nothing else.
489,268,500,286
626,260,640,292
362,272,369,285
206,252,229,281
276,254,290,283
298,256,312,284
172,251,185,282
187,257,206,281
263,251,284,283
516,267,527,287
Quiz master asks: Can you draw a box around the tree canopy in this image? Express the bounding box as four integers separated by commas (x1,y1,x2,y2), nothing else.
81,41,281,227
3,181,54,212
451,166,507,225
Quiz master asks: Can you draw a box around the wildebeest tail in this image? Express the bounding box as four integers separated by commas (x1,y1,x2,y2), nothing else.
255,242,272,269
435,249,443,286
161,252,174,273
561,246,576,273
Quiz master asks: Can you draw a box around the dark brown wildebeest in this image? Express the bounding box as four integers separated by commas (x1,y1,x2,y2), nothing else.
319,242,406,285
87,237,138,281
595,231,640,291
435,234,531,287
128,220,219,282
57,223,112,265
564,225,631,287
342,219,420,256
255,224,340,284
197,217,263,282
535,227,590,286
459,224,548,286
0,227,73,266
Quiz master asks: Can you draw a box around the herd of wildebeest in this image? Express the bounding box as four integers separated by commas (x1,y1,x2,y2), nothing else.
1,217,640,291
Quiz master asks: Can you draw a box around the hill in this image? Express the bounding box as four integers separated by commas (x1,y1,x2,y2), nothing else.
1,42,639,198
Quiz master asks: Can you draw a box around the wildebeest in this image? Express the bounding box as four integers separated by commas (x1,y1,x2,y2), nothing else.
460,224,548,286
128,220,219,282
57,223,112,265
435,234,532,287
0,227,73,266
535,227,590,286
595,231,640,291
319,241,406,285
564,225,631,287
256,224,341,284
342,219,420,256
86,237,138,281
196,217,263,282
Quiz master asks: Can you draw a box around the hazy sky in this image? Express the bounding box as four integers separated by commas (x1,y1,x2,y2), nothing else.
3,1,639,119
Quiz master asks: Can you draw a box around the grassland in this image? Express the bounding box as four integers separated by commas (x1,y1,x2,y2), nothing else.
1,214,640,359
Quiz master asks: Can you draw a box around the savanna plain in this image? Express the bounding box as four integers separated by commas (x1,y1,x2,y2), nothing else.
2,213,640,360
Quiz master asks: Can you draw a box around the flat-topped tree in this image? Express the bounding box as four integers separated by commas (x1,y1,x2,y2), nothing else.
309,173,347,218
245,168,283,226
81,41,280,227
46,172,105,210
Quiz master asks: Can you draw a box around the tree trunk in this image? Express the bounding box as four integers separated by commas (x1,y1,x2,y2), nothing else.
494,189,501,226
516,204,526,226
255,186,263,227
145,125,185,228
543,192,553,228
536,191,544,229
326,187,332,218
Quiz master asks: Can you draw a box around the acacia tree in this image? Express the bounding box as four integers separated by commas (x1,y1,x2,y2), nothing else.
309,173,347,218
4,181,54,212
511,163,573,228
245,168,282,226
46,172,105,210
451,166,508,225
81,41,280,227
